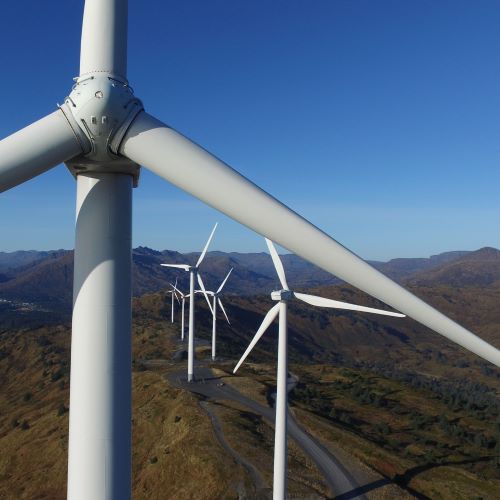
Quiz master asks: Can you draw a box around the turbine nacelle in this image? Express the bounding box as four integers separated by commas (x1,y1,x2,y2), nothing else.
271,290,293,301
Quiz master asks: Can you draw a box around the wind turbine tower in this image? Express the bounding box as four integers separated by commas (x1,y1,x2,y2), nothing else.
161,224,216,381
234,239,405,498
198,268,233,361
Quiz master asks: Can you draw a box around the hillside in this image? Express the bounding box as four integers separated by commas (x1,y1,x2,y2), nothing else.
406,247,500,288
0,246,477,315
0,283,498,499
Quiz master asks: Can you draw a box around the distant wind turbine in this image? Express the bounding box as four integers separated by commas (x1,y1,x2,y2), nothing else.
166,278,180,323
233,238,405,499
199,268,233,361
171,282,187,341
161,224,216,381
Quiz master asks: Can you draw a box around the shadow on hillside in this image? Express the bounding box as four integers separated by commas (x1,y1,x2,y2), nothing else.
334,455,495,500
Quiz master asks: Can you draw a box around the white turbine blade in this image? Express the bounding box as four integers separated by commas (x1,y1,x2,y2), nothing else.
160,263,190,271
294,293,405,317
168,279,181,303
169,282,185,298
218,298,230,325
216,268,233,294
196,223,218,267
197,273,214,315
80,0,128,78
0,110,83,193
121,112,500,367
233,303,280,373
265,238,289,290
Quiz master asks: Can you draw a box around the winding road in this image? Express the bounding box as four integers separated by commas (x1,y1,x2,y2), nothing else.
167,364,367,499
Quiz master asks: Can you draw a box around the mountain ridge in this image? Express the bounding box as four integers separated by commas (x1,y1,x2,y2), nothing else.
1,246,497,316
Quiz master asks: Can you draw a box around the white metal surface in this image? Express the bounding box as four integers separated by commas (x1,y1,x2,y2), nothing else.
218,298,230,325
181,297,185,341
274,301,288,500
161,263,190,270
294,292,406,317
197,273,214,314
68,173,132,500
266,238,289,290
171,291,175,323
188,270,195,382
217,268,233,294
233,303,280,373
212,295,217,360
121,111,500,367
80,0,128,79
197,223,218,267
0,110,82,193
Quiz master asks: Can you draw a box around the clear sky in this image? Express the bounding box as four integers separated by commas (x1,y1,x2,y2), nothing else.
0,0,499,260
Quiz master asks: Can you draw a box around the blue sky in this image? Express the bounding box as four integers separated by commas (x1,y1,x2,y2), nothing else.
0,0,499,260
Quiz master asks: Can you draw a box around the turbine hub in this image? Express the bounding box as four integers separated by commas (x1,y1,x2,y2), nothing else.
60,74,144,186
271,290,293,301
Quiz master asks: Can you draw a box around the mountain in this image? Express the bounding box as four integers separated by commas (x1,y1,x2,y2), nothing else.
0,252,73,311
0,246,493,318
1,252,500,499
0,250,68,274
371,250,470,281
406,247,500,288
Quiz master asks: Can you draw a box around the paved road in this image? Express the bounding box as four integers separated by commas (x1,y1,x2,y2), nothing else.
167,366,367,499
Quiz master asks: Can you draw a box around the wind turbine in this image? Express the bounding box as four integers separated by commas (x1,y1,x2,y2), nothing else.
166,278,180,323
171,282,187,341
200,268,233,361
161,224,216,382
0,1,498,499
233,238,406,498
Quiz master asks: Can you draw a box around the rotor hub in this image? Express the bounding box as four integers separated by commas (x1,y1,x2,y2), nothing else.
61,74,143,186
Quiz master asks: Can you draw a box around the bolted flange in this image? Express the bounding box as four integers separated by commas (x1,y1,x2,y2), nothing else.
271,290,294,301
60,74,144,186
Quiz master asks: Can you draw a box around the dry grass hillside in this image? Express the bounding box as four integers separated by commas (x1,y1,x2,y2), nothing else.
0,274,499,498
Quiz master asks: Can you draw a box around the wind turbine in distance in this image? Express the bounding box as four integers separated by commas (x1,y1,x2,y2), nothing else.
161,224,216,382
233,238,406,499
171,282,187,341
166,278,180,323
1,1,499,498
200,268,233,361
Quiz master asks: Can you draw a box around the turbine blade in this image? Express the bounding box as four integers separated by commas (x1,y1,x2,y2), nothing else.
265,238,289,290
216,268,233,294
294,293,405,317
196,223,218,267
79,0,128,78
233,303,280,373
169,282,185,297
121,112,500,367
218,298,230,325
197,273,214,315
0,110,82,193
160,263,190,271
